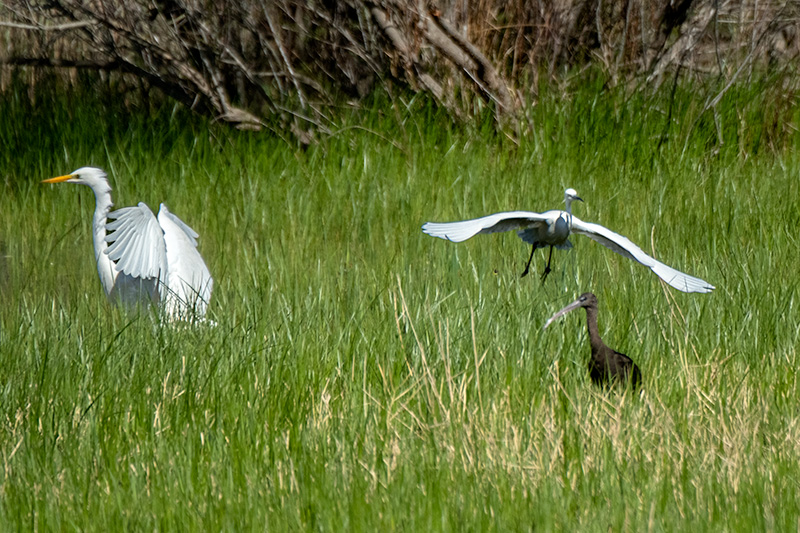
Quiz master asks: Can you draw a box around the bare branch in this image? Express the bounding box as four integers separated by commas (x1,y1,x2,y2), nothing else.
0,20,95,30
263,2,307,109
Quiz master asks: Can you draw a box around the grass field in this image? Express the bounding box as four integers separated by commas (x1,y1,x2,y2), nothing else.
1,78,800,530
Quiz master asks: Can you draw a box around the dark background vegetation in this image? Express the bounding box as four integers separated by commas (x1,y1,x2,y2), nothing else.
1,0,798,143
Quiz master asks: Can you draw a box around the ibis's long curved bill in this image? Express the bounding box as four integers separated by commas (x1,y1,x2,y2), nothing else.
42,174,74,184
543,297,584,329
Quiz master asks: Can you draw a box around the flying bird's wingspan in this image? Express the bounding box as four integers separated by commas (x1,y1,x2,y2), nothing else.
105,203,167,280
570,216,715,293
422,211,549,242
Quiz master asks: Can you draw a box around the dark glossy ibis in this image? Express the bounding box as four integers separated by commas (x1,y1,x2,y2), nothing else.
544,292,641,388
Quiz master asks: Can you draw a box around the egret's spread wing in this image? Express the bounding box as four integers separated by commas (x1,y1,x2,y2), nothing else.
159,205,199,246
105,203,167,280
157,204,213,319
422,211,548,242
570,216,714,293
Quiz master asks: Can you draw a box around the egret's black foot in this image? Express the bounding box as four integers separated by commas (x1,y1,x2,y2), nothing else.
521,246,536,279
540,267,551,284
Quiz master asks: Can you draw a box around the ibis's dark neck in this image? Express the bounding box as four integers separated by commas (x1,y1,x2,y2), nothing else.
583,304,606,356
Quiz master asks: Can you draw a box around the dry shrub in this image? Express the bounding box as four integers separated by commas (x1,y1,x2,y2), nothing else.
0,0,797,138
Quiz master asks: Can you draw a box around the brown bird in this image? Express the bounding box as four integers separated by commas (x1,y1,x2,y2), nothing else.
544,292,641,388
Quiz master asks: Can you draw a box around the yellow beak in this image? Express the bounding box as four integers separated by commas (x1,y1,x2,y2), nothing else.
42,174,74,184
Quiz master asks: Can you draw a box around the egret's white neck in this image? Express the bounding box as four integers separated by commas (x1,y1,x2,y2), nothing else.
564,197,574,227
85,180,117,294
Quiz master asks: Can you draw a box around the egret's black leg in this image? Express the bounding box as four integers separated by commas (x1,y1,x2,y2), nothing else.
540,246,554,284
520,245,536,278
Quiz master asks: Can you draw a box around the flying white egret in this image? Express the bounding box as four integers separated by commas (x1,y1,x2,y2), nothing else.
42,167,213,320
421,188,714,293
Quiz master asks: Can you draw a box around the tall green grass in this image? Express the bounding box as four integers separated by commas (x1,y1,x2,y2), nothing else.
1,77,800,530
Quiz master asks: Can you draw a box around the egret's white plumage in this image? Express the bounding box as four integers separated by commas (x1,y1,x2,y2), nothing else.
157,204,212,319
43,167,213,320
422,188,714,293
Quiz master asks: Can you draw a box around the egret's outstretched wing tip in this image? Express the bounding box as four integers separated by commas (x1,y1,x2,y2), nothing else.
421,222,456,242
665,276,715,294
571,217,716,294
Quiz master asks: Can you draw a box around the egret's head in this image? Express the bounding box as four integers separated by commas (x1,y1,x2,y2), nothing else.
563,188,583,216
564,188,583,203
43,167,110,191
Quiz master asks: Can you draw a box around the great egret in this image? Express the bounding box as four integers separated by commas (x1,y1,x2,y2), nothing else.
421,188,714,293
42,167,213,321
544,292,641,388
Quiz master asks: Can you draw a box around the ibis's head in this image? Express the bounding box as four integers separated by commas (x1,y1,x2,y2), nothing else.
543,292,598,329
42,167,110,193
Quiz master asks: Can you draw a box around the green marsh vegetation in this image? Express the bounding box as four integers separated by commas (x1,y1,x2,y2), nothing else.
1,75,800,530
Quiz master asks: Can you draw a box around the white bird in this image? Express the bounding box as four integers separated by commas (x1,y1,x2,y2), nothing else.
43,167,213,320
421,188,714,293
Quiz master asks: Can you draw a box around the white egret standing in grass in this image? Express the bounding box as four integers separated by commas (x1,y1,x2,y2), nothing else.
422,188,714,293
43,167,213,320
